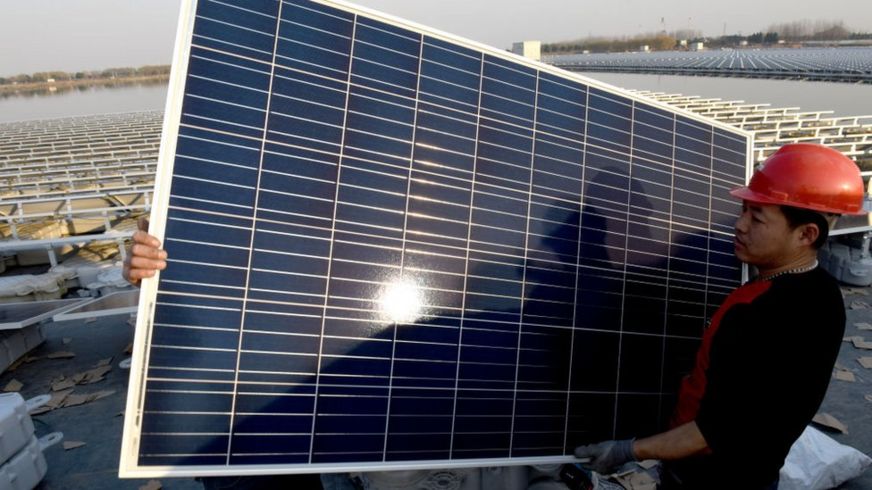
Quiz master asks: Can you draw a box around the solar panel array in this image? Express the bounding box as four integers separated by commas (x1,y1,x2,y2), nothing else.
121,0,749,476
0,111,160,240
549,47,872,84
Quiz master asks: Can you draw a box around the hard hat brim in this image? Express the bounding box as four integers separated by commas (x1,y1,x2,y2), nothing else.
729,186,866,215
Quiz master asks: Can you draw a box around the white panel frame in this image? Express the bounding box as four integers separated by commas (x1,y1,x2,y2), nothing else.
120,0,199,478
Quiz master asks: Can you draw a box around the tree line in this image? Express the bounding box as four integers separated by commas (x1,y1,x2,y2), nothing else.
767,20,861,42
543,34,683,55
0,65,170,86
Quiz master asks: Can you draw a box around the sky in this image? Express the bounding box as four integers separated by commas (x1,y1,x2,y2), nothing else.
3,0,872,77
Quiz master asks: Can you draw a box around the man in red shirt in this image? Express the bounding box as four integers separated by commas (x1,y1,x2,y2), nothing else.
574,143,865,489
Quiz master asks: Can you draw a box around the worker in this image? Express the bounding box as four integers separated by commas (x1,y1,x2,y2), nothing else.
124,143,864,489
574,143,865,489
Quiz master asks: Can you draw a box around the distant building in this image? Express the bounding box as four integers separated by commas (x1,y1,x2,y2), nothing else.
679,39,688,48
512,41,542,61
690,42,705,51
640,45,650,52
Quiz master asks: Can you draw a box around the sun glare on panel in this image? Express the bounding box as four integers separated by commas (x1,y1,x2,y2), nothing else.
379,278,424,324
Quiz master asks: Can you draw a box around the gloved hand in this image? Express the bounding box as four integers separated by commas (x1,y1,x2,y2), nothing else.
573,439,637,474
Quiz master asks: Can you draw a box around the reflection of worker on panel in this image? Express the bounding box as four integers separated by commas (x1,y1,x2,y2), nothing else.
576,143,864,490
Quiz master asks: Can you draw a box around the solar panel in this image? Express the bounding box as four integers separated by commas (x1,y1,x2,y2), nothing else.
0,299,85,330
52,290,139,322
121,0,751,477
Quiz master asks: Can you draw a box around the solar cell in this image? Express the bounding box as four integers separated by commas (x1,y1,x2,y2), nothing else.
121,0,751,477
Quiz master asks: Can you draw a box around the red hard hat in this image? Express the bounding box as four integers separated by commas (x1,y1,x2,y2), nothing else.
730,143,865,215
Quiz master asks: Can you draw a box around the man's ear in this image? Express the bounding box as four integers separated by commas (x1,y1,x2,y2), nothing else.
796,223,820,247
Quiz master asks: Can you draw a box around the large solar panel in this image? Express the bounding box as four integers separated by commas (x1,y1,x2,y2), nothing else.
121,0,751,477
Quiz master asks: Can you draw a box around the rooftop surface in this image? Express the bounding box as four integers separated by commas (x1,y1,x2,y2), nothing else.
1,284,869,490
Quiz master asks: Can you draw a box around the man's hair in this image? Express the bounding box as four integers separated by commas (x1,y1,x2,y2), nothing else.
780,205,832,249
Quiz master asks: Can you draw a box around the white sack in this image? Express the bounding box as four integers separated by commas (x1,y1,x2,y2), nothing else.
779,426,871,490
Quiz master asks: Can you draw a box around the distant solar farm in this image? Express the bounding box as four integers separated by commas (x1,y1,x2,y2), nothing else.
548,47,872,83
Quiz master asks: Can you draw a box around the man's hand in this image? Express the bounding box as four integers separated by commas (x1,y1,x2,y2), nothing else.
573,439,637,474
122,216,167,287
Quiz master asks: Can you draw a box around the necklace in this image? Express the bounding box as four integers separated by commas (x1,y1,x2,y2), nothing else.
756,260,819,282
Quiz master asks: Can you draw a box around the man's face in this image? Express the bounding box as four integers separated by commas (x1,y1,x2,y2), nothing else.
733,202,802,269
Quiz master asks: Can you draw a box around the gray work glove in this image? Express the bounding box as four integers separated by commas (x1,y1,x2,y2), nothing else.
573,439,637,474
